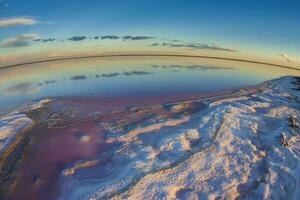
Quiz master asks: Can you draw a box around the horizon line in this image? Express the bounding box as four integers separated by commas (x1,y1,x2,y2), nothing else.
0,53,299,71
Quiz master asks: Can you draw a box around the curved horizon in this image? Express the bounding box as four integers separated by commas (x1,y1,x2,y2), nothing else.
1,53,300,72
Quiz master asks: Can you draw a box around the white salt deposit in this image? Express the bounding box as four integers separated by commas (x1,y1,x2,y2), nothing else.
56,77,300,200
0,99,50,153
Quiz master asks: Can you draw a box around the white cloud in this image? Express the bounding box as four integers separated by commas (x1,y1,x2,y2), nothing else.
1,33,40,47
279,53,295,63
0,17,37,28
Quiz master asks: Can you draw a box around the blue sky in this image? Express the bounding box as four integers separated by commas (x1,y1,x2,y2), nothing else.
0,0,300,61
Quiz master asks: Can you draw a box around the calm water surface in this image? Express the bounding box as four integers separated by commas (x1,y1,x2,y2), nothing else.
0,56,299,111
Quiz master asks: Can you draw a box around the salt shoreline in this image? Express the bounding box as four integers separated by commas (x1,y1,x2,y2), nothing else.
0,76,299,200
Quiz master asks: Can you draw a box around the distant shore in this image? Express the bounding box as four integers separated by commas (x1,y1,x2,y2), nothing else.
1,53,300,71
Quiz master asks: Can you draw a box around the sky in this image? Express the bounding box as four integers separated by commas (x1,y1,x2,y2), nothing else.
0,0,300,67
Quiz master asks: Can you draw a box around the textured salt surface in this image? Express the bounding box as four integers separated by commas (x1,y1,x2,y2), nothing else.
1,77,300,200
56,76,300,200
0,99,51,154
0,113,32,154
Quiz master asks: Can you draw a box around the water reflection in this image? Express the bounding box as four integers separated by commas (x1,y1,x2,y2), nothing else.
0,57,299,111
4,82,42,96
151,64,234,71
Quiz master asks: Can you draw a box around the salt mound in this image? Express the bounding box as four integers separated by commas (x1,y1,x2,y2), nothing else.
0,113,32,153
103,77,299,200
84,77,297,200
0,99,50,153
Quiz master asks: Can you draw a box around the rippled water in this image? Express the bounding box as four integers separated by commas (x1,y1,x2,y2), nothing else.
0,56,299,111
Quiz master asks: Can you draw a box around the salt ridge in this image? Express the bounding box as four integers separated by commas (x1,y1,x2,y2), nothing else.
59,76,299,200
